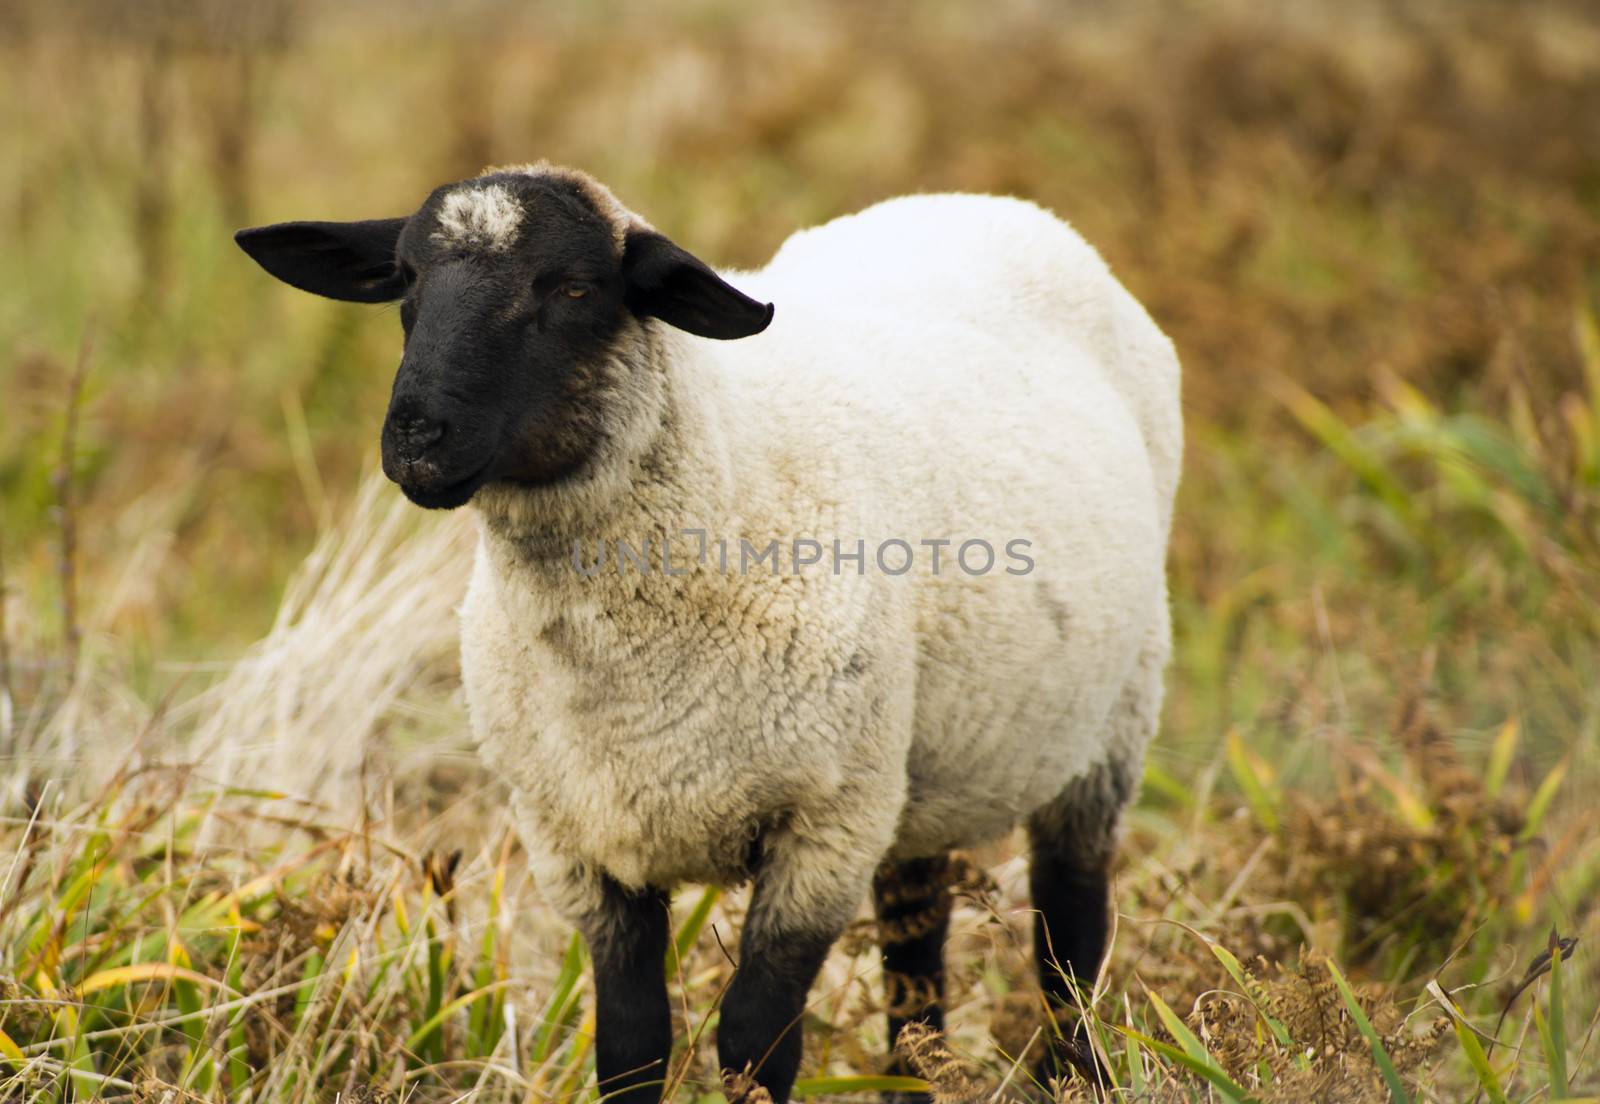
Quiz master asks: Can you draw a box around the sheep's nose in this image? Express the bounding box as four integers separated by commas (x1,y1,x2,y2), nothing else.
394,414,446,461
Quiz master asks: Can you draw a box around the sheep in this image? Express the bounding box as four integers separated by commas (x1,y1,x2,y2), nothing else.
235,160,1182,1104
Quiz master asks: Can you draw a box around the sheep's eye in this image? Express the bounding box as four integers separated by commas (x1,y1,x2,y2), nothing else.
561,281,592,299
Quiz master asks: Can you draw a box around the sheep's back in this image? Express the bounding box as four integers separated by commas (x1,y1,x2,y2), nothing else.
748,192,1179,525
704,194,1181,851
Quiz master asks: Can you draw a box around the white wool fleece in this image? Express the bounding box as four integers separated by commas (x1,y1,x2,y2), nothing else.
459,189,1181,941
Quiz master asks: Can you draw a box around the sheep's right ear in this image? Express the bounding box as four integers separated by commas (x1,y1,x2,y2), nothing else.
234,218,409,303
622,229,774,340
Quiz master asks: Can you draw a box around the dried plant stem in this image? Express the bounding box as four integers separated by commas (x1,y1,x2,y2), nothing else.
207,48,257,228
135,43,172,295
0,531,12,733
54,319,94,682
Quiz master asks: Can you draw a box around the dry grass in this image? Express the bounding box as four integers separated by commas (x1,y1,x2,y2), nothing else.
1,0,1597,1100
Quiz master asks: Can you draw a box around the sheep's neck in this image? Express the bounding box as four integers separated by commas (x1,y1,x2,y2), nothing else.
475,326,738,575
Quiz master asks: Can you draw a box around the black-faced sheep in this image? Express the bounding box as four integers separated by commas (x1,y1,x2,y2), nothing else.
236,161,1181,1104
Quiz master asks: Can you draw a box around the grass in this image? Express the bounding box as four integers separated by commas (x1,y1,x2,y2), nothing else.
2,0,1599,1100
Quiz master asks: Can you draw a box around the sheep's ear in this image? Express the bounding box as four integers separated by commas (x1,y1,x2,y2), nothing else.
234,218,408,303
622,229,774,340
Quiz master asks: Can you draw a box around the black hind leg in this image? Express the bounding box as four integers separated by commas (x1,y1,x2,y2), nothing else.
1026,760,1135,1089
873,855,953,1102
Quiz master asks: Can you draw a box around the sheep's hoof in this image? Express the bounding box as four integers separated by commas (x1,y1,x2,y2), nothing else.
1029,1031,1112,1101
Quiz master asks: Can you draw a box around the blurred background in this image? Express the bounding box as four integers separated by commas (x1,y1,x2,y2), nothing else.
0,1,1597,1100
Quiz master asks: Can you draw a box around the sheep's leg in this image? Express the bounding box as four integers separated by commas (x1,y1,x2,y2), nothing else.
1028,613,1166,1089
581,878,674,1104
1027,785,1115,1003
872,855,952,1101
717,921,835,1103
1025,763,1126,1090
718,829,884,1104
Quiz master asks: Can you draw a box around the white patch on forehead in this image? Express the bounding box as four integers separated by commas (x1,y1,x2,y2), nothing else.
433,183,525,251
486,160,650,253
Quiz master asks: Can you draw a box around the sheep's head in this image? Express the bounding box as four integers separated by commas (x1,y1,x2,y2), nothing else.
234,164,773,510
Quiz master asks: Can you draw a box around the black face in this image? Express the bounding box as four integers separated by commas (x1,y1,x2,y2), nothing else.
234,170,773,509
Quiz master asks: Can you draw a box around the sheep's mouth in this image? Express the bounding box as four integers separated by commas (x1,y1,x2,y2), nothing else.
398,460,493,510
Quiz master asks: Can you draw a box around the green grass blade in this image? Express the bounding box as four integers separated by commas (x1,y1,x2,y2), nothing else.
1205,940,1295,1051
1519,760,1568,842
173,971,212,1092
532,932,586,1064
1145,983,1258,1099
1144,986,1212,1066
1225,729,1279,833
293,950,324,1029
1544,933,1569,1098
1124,1008,1147,1097
226,970,251,1091
404,983,508,1053
1483,719,1519,799
1451,1018,1507,1104
1114,1025,1257,1104
469,868,505,1057
1278,382,1419,533
1140,762,1194,808
1535,998,1558,1094
0,1028,24,1074
54,1005,97,1101
421,914,451,1063
1324,958,1410,1104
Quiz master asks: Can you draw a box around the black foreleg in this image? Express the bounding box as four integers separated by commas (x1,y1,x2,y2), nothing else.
585,879,674,1104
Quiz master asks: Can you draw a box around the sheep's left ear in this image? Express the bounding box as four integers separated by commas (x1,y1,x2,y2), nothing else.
622,229,774,340
234,218,409,303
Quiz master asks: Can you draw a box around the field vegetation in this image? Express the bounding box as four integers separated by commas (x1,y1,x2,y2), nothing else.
1,0,1597,1100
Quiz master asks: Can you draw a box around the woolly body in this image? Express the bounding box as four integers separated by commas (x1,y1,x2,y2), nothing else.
458,191,1182,938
